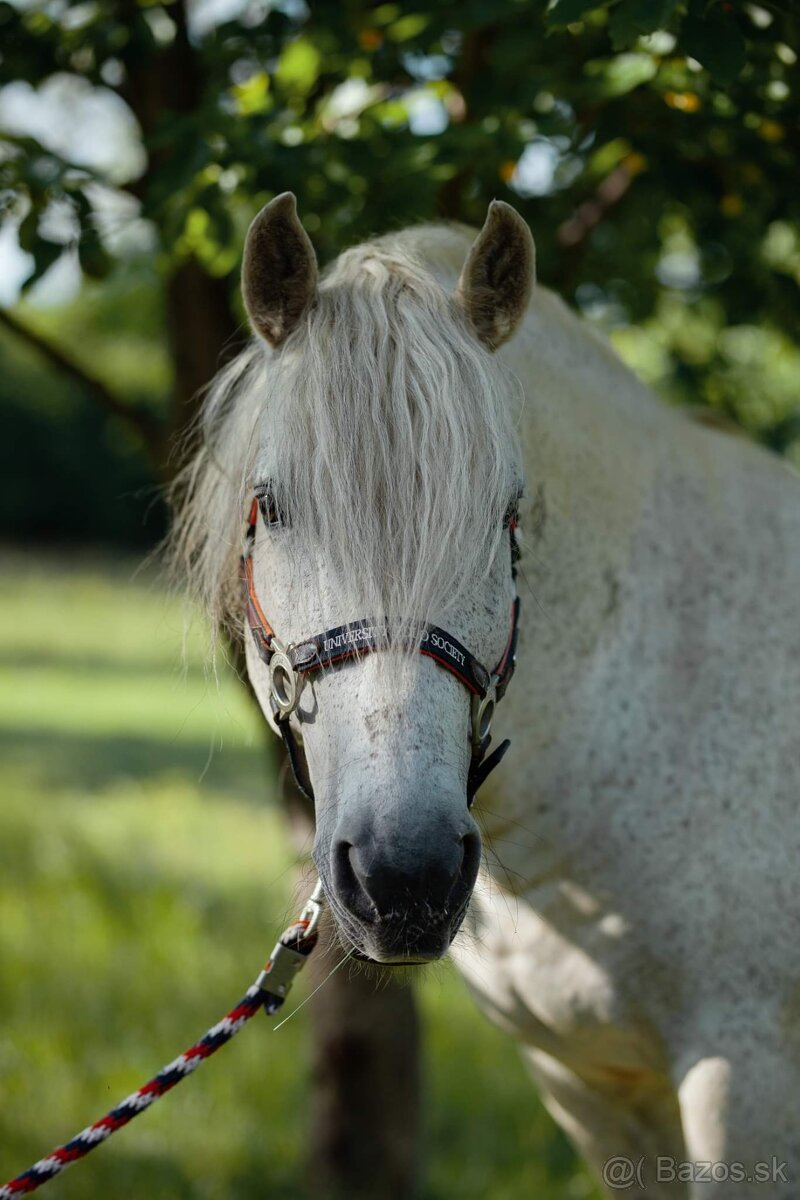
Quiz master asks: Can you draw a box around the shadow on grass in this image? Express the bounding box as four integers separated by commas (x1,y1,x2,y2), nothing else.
0,648,211,680
0,1144,311,1200
0,726,272,797
6,1140,314,1200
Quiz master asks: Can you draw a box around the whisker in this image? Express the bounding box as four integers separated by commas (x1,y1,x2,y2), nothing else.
478,805,547,845
272,947,354,1031
516,563,556,628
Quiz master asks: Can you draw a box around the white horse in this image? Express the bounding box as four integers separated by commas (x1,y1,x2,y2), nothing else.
173,193,800,1198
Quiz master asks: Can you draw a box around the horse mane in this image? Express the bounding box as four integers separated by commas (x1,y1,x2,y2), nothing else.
169,224,523,648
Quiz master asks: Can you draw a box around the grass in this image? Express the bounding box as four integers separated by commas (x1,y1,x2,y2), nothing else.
0,552,599,1199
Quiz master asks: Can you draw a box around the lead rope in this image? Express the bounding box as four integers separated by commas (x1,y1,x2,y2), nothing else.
0,881,326,1198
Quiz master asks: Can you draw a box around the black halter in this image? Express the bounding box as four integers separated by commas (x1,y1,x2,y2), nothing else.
240,496,521,805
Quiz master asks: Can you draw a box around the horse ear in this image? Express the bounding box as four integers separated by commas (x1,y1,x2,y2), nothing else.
455,200,535,350
242,192,319,348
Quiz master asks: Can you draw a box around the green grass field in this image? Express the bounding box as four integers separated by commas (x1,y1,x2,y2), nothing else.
0,553,599,1199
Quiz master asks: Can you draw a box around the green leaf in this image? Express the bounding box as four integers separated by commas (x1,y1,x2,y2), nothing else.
682,10,747,84
545,0,598,27
585,52,657,97
588,137,632,176
387,13,429,41
232,71,271,115
275,38,321,95
371,4,401,25
608,0,681,50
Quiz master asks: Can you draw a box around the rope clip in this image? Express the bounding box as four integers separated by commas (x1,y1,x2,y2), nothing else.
254,878,326,1003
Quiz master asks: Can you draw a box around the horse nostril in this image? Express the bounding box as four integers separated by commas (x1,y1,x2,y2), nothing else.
459,828,482,895
332,826,478,921
331,839,375,921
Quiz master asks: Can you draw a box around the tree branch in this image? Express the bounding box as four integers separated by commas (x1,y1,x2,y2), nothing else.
0,306,166,475
556,161,636,250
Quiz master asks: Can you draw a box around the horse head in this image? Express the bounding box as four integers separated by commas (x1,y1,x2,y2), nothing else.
179,193,534,964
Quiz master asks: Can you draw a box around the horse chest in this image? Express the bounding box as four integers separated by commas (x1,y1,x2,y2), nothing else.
451,873,672,1088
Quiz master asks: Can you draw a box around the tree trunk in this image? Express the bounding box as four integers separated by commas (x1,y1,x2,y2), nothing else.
284,778,422,1200
306,928,421,1200
164,260,240,450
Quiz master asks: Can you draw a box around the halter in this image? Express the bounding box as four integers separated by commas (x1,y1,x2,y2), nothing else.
240,495,521,805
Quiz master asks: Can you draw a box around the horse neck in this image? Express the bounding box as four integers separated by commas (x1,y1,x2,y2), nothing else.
499,286,691,611
465,292,678,868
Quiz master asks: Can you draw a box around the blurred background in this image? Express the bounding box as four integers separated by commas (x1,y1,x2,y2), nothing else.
0,1,797,1197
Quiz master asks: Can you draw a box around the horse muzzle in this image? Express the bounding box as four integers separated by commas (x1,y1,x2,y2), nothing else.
316,819,482,964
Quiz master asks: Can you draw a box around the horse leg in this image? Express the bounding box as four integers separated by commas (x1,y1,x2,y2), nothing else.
522,1047,689,1199
674,1012,799,1199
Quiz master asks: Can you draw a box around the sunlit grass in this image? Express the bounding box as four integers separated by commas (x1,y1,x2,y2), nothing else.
0,555,598,1199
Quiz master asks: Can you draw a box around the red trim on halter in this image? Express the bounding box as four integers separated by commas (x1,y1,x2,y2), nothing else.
493,602,517,681
244,555,275,641
419,649,482,695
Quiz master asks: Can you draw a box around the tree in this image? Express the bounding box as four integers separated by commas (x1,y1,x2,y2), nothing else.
2,0,798,462
1,2,797,1195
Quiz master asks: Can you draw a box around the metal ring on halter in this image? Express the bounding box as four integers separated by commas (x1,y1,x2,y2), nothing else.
268,639,304,719
470,677,498,752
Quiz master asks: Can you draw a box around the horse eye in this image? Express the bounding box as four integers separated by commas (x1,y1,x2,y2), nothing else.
255,485,286,529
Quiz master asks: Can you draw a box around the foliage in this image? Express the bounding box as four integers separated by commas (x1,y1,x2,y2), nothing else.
0,555,600,1199
0,262,169,545
0,0,798,475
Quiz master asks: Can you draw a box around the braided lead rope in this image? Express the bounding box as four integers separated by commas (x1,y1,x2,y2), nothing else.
0,885,325,1198
0,987,268,1198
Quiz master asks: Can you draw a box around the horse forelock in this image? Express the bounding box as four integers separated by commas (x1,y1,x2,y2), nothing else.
170,227,523,645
